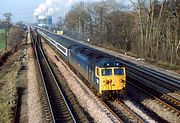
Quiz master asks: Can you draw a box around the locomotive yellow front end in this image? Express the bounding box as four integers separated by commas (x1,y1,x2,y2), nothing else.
95,64,126,99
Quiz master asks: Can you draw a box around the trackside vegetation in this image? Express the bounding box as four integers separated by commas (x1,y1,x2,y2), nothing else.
0,29,6,52
63,0,180,67
0,50,21,123
0,13,27,122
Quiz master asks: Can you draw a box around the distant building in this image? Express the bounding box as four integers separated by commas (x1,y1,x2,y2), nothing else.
34,15,53,28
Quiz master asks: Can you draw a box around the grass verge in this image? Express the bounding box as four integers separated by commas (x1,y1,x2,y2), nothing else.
0,49,21,123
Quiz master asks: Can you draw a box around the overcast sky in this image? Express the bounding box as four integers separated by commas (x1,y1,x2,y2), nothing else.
0,0,131,23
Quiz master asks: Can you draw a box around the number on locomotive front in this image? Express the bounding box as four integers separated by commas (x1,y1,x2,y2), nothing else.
95,66,126,96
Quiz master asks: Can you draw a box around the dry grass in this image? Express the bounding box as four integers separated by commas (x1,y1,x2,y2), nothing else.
147,60,180,73
156,62,180,74
0,50,21,123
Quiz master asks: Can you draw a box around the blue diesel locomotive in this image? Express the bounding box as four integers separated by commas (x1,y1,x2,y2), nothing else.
37,27,126,99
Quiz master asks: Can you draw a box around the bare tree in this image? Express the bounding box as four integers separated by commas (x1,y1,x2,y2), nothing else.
3,13,12,52
7,26,25,52
56,16,64,30
65,0,180,66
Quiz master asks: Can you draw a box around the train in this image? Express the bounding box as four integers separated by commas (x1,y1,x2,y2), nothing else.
36,27,126,99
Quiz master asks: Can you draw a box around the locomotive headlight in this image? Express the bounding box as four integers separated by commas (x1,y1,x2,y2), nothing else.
122,78,126,83
113,80,116,83
116,63,119,66
107,63,109,66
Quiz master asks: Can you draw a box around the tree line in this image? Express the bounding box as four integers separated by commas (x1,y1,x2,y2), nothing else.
0,13,25,53
62,0,180,66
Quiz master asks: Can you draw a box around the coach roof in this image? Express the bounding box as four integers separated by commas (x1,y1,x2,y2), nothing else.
39,29,83,48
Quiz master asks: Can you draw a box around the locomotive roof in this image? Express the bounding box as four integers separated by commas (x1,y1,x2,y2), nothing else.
72,46,122,68
96,58,122,68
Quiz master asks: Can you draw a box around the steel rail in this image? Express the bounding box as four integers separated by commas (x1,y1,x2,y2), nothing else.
122,61,180,92
128,71,180,110
31,29,55,122
117,100,144,123
31,29,76,123
99,98,145,123
128,80,180,117
139,66,180,82
99,99,125,123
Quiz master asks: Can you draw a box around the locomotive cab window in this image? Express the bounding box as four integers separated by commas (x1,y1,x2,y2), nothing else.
114,68,124,75
101,69,112,76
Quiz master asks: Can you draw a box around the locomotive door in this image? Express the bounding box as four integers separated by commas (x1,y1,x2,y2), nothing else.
88,67,92,81
88,67,94,82
91,71,94,83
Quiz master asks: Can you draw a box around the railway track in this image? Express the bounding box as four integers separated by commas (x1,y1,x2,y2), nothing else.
36,31,142,123
104,100,144,123
128,69,180,111
36,28,180,122
121,61,180,92
31,31,54,122
128,79,180,117
31,30,76,123
80,36,180,119
140,66,180,81
41,36,145,122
